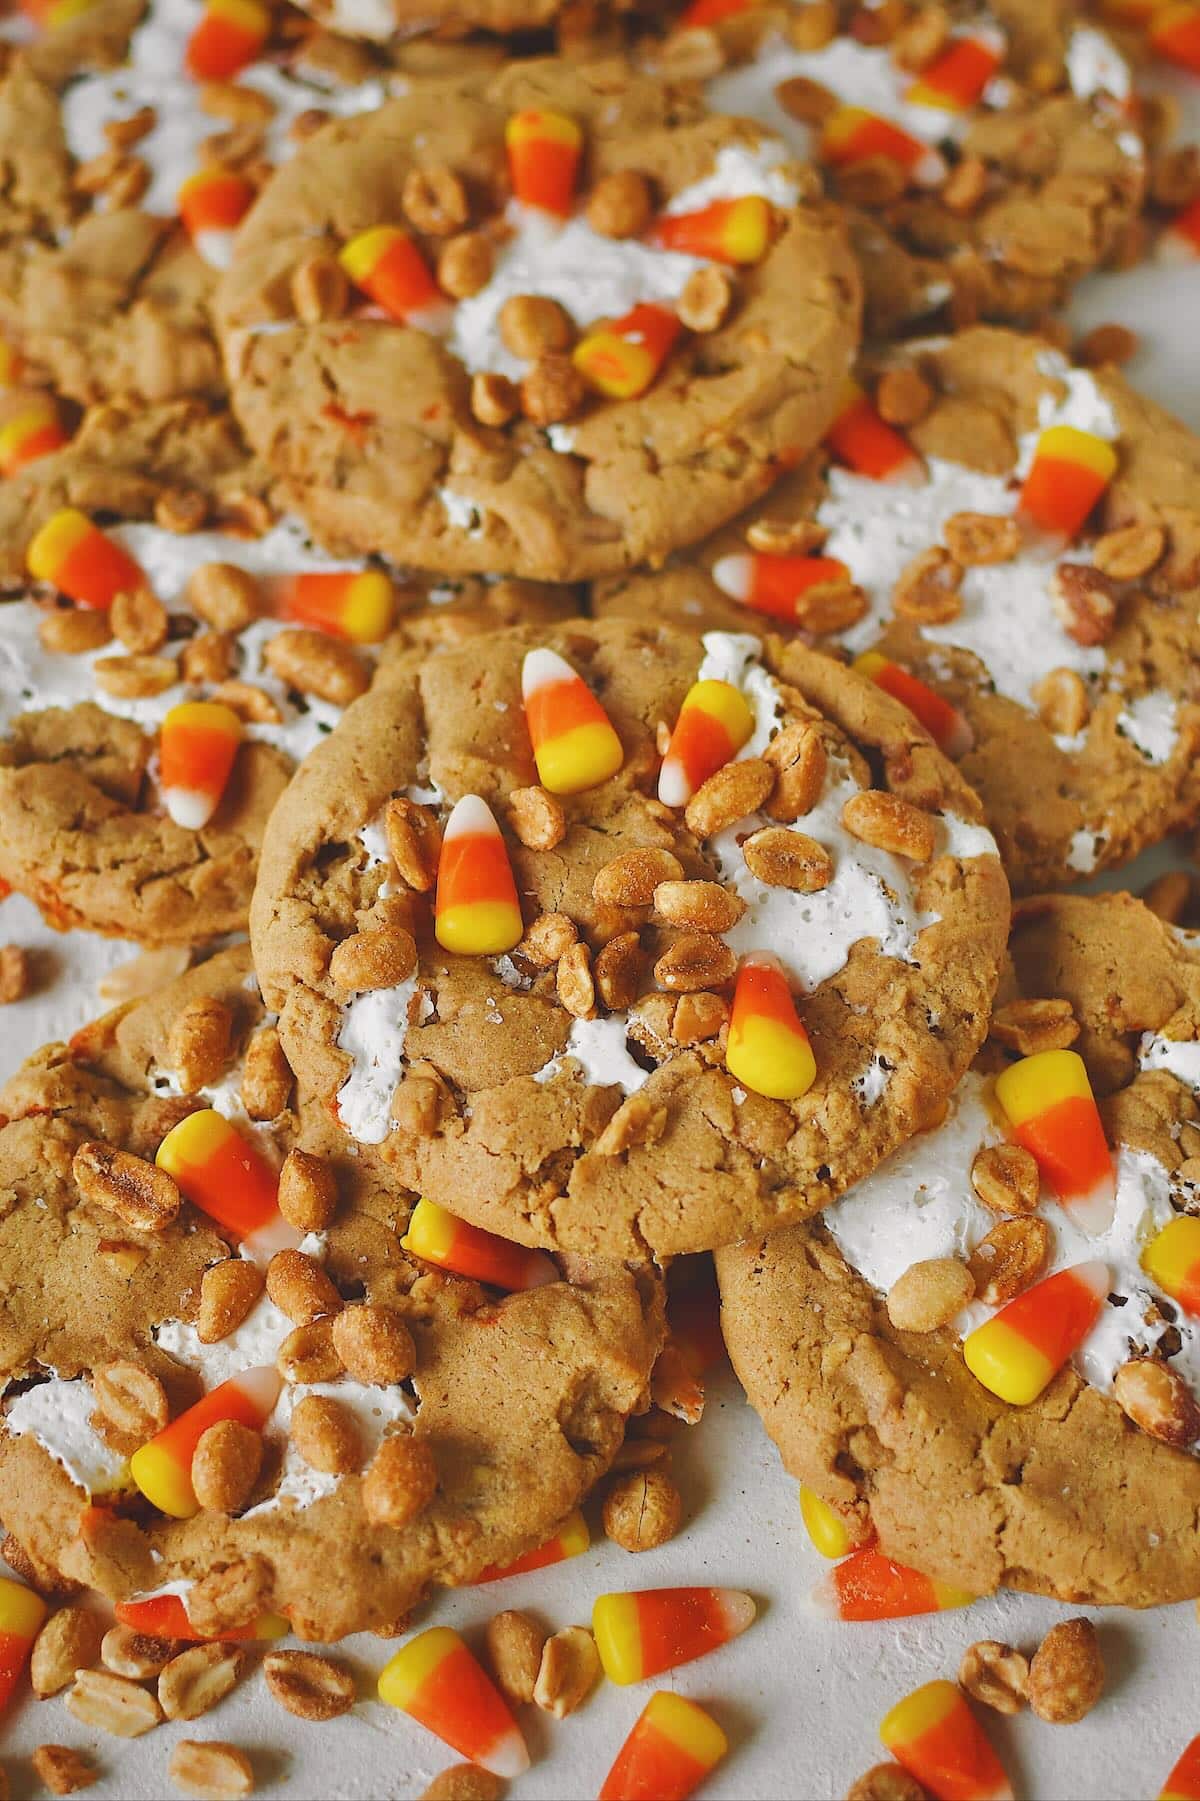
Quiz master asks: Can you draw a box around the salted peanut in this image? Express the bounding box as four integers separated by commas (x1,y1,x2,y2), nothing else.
970,1142,1039,1216
892,545,962,624
101,1625,177,1680
677,265,734,333
787,0,836,47
383,796,444,892
521,354,585,426
402,163,468,236
943,511,1020,567
892,3,949,69
262,629,369,706
746,517,828,557
290,1394,361,1475
192,1419,263,1513
278,1317,343,1385
159,1643,244,1724
437,231,493,300
170,996,234,1091
1050,564,1119,648
240,1026,293,1120
886,1257,974,1332
92,1361,169,1445
362,1435,437,1528
1093,523,1164,583
520,911,577,967
610,1437,670,1471
654,934,736,994
875,366,933,428
775,72,837,124
274,1151,335,1235
111,587,168,655
845,1766,926,1801
486,1609,546,1707
168,1739,253,1799
105,104,157,147
31,1746,96,1795
842,791,935,862
557,941,595,1019
1028,1618,1104,1724
181,631,236,685
197,1260,264,1345
263,1649,355,1721
94,654,177,699
593,1091,667,1157
764,723,826,822
508,784,566,852
38,608,112,654
969,1216,1050,1306
943,154,988,215
30,1606,105,1698
534,1625,600,1719
742,827,832,893
500,294,574,360
0,944,29,1004
1144,869,1193,925
1032,666,1090,738
186,563,262,632
595,848,683,909
266,1249,342,1327
602,1469,682,1552
210,679,284,725
66,1669,163,1738
290,253,348,324
587,169,653,239
595,931,643,1010
332,1304,415,1384
795,579,868,634
200,80,275,123
652,24,725,80
1113,1357,1200,1448
653,879,744,933
471,371,519,428
672,989,727,1045
685,757,774,839
156,486,208,534
421,1767,503,1801
1076,322,1138,368
329,925,417,993
990,997,1078,1056
73,147,123,193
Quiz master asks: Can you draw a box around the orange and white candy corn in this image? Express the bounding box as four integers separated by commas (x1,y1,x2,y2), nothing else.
1151,3,1200,73
271,571,396,644
1161,196,1200,264
1160,1735,1200,1801
799,1486,869,1561
881,1680,1012,1801
159,701,243,832
521,647,624,794
26,509,146,611
726,953,816,1102
178,168,255,268
435,794,523,957
592,1587,755,1685
962,1260,1108,1406
652,1268,725,1425
156,1107,299,1262
0,1577,46,1713
821,107,945,186
1142,1215,1200,1317
600,1692,729,1801
657,677,754,808
993,1049,1115,1231
339,226,449,332
115,1592,288,1642
1017,425,1118,543
378,1627,529,1777
474,1509,590,1584
186,0,269,79
0,398,69,475
907,31,1005,110
713,551,850,624
505,108,581,217
129,1366,280,1518
854,652,973,758
653,195,772,264
400,1196,557,1291
814,1546,973,1620
825,381,921,482
573,303,682,401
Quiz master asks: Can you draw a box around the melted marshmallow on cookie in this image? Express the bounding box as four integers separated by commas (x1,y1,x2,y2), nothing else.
5,1377,128,1496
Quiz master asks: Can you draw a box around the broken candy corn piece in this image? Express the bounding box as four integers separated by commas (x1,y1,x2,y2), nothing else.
907,32,1004,111
652,195,771,264
474,1510,590,1583
993,1048,1115,1232
185,0,270,80
799,1487,863,1561
713,551,850,624
652,1269,725,1424
378,1627,529,1777
26,509,146,611
821,106,945,185
600,1692,729,1801
0,1577,47,1713
1018,425,1118,542
592,1587,755,1685
657,677,754,809
339,226,447,331
825,382,921,481
1142,1215,1200,1317
505,108,581,217
400,1196,557,1291
1161,196,1200,264
521,646,624,794
573,303,682,401
159,701,242,832
814,1546,973,1620
115,1593,288,1642
963,1260,1108,1406
0,398,69,474
272,571,396,644
156,1107,297,1262
435,793,523,957
129,1366,280,1518
881,1680,1012,1801
178,168,255,269
1151,3,1200,73
854,652,973,758
1160,1734,1200,1800
726,953,816,1102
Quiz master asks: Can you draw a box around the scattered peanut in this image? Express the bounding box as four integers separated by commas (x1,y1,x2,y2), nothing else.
0,945,30,1004
262,630,369,706
290,1394,362,1474
329,926,417,992
1032,667,1091,738
437,232,494,300
595,931,643,1010
1027,1618,1104,1724
653,933,736,993
191,1419,263,1513
290,254,348,323
1050,564,1119,647
594,848,683,909
842,791,935,862
111,587,168,655
421,1768,503,1801
101,1625,177,1680
875,366,932,428
677,265,734,333
485,1609,546,1707
66,1668,163,1738
893,546,963,623
159,1643,244,1723
30,1607,105,1698
362,1435,437,1529
520,911,578,967
500,294,574,361
198,1260,264,1344
186,564,262,633
92,1361,169,1441
277,1317,343,1385
265,1249,342,1327
240,1027,293,1120
943,512,1021,566
278,1149,338,1232
93,655,177,699
1092,523,1164,583
990,997,1079,1056
263,1649,355,1721
845,1766,926,1801
959,1639,1030,1714
37,609,112,655
508,785,566,852
533,1625,600,1718
886,1257,975,1332
170,996,235,1091
968,1217,1050,1306
31,1747,97,1796
586,169,653,239
402,164,468,236
1113,1357,1200,1448
685,758,774,838
970,1143,1039,1215
521,353,585,425
602,1469,683,1552
742,827,832,892
168,1738,254,1799
331,1304,415,1385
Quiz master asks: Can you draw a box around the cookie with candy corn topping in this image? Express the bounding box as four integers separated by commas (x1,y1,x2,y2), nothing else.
718,890,1200,1607
251,616,1005,1259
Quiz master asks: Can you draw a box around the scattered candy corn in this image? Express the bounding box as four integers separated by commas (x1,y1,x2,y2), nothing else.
505,108,582,217
592,1587,755,1685
271,570,396,644
1160,1734,1200,1801
115,1593,288,1642
177,168,255,268
799,1486,864,1561
474,1510,590,1584
712,551,851,624
156,1107,297,1262
1017,425,1118,542
652,1269,725,1425
814,1546,974,1620
129,1367,280,1518
400,1196,558,1291
1151,3,1200,73
726,954,816,1102
1161,196,1200,263
600,1692,729,1801
993,1049,1115,1232
338,227,448,332
881,1680,1012,1801
825,382,921,481
657,677,754,809
435,794,523,957
962,1260,1109,1406
853,652,973,758
0,1577,46,1713
185,0,270,80
0,398,69,475
521,646,624,794
821,107,945,186
907,31,1004,110
1142,1215,1200,1317
158,701,243,832
573,303,682,401
26,509,146,611
653,195,771,264
378,1627,529,1777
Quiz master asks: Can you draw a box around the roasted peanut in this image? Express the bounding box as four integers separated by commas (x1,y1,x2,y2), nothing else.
742,827,832,892
990,998,1079,1056
653,934,736,993
602,1469,682,1552
186,563,262,633
362,1435,437,1528
533,1625,600,1718
485,1609,546,1707
970,1142,1039,1215
31,1746,96,1795
30,1607,105,1698
263,1649,355,1721
1113,1357,1200,1448
168,1739,253,1799
684,758,773,838
265,1249,342,1327
290,1394,362,1474
943,511,1021,566
329,926,417,992
886,1257,974,1331
968,1217,1050,1306
842,791,935,862
198,1260,264,1344
594,848,683,909
277,1317,343,1385
875,366,933,427
240,1026,293,1119
262,630,369,706
278,1149,338,1232
191,1420,263,1513
170,996,234,1091
66,1669,163,1738
508,785,565,851
765,722,826,821
92,1361,169,1441
1027,1618,1104,1724
331,1304,415,1384
101,1625,177,1680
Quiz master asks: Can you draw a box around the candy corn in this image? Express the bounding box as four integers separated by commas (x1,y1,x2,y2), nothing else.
962,1260,1109,1406
0,1577,46,1713
821,107,945,187
0,398,69,475
881,1680,1012,1801
825,382,921,482
129,1367,280,1518
657,677,754,809
474,1510,590,1583
338,227,448,332
400,1196,558,1291
377,1627,529,1778
600,1692,729,1801
1017,426,1118,543
712,551,850,624
678,0,751,24
1151,3,1200,73
653,196,771,265
1160,196,1200,264
185,0,270,80
1160,1734,1200,1801
652,1270,725,1424
158,701,242,832
814,1546,974,1620
26,509,147,611
114,1593,288,1642
907,32,1004,111
726,954,816,1102
1142,1215,1200,1317
573,304,682,402
521,647,624,794
799,1486,864,1561
592,1587,755,1685
993,1049,1115,1232
435,793,523,957
177,168,255,269
156,1108,298,1262
271,571,396,644
853,652,973,758
505,109,581,217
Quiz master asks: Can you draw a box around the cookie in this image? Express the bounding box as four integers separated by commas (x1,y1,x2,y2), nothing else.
250,615,1007,1260
215,54,862,581
595,327,1200,892
717,891,1200,1608
0,944,664,1640
291,0,570,39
